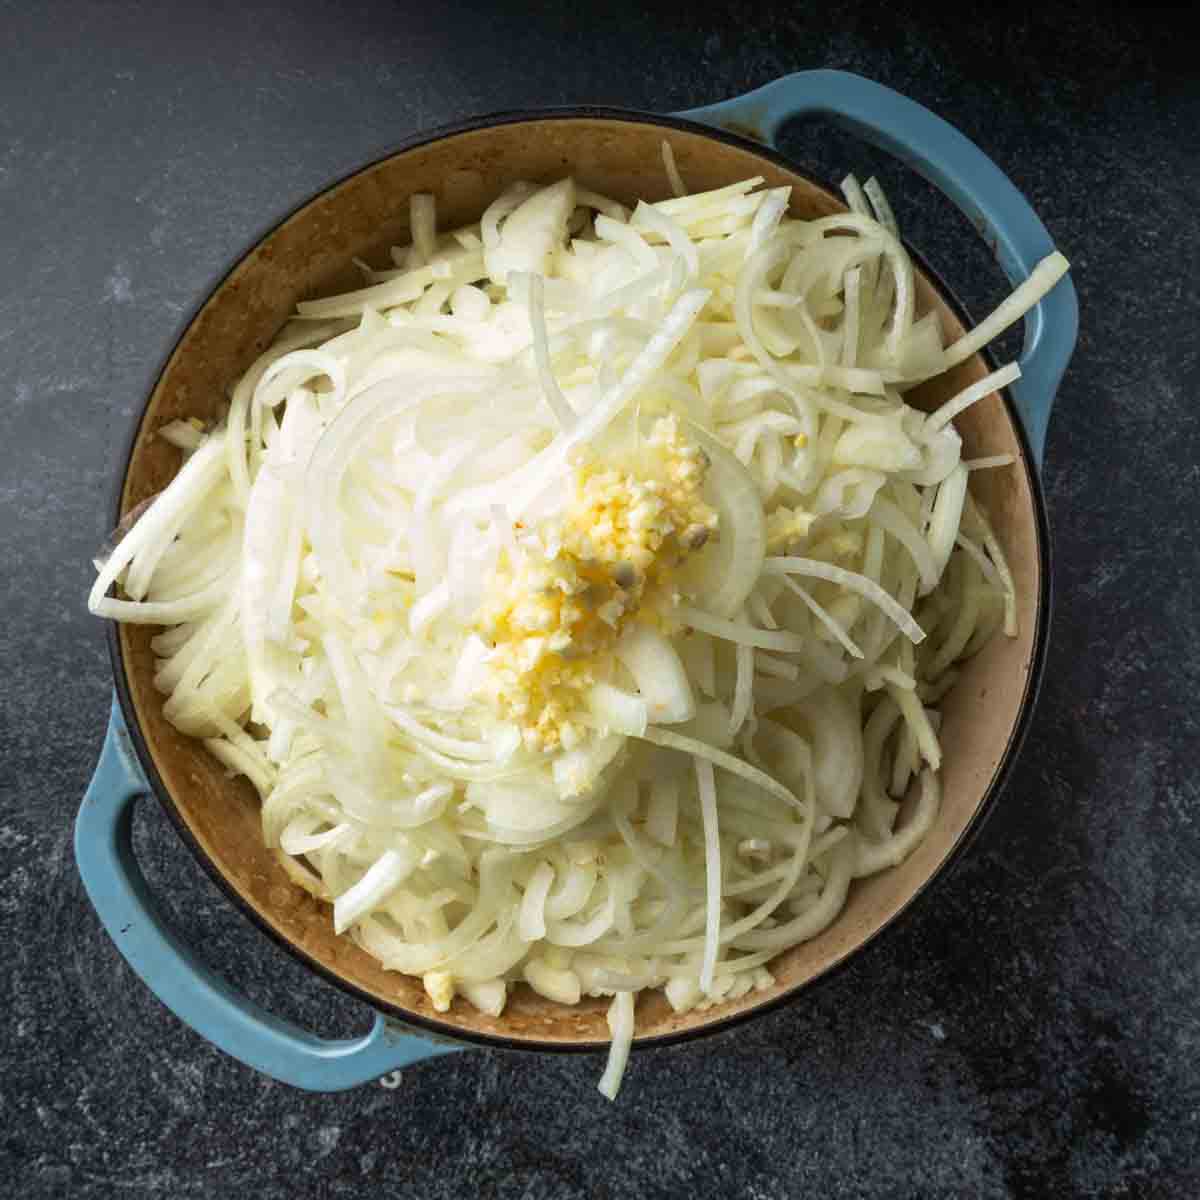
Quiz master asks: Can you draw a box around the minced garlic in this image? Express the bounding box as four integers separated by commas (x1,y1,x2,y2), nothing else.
473,416,718,750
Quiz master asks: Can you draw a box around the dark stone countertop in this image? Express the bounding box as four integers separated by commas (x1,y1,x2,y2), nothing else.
2,2,1197,1196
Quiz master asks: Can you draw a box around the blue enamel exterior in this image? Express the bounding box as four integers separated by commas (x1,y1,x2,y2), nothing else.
74,699,462,1091
75,71,1074,1092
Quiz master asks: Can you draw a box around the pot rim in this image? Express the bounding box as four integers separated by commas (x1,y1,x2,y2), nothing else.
105,103,1053,1054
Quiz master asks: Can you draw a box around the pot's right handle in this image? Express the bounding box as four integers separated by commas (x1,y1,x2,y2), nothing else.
682,70,1078,468
75,697,463,1091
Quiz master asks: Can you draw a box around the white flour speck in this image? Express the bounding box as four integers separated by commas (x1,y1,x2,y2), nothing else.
104,266,133,304
315,1125,341,1158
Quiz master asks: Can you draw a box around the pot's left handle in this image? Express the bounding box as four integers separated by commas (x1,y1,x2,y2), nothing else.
75,697,463,1091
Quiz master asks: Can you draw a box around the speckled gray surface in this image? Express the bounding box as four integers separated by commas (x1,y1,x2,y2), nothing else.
2,2,1198,1196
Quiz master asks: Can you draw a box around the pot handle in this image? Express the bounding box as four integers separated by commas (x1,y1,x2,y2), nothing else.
74,697,463,1091
680,69,1078,468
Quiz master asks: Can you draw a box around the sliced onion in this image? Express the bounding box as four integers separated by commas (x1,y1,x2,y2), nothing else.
90,435,227,611
586,682,649,737
615,626,695,724
660,141,686,198
674,420,766,617
870,497,939,595
764,557,926,644
675,605,808,653
519,861,556,941
855,770,940,877
639,726,806,816
91,163,1067,1103
927,464,969,587
778,575,863,659
941,252,1069,370
695,756,721,995
597,990,636,1101
333,847,418,934
924,362,1021,433
517,271,575,428
632,201,699,281
645,777,679,847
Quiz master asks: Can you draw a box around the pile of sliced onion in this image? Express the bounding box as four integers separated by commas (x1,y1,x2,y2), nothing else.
91,155,1069,1099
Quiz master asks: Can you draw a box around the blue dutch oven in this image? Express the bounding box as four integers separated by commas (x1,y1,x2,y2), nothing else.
77,71,1077,1090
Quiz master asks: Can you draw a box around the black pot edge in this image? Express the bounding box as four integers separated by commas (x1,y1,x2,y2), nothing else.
102,103,1054,1058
